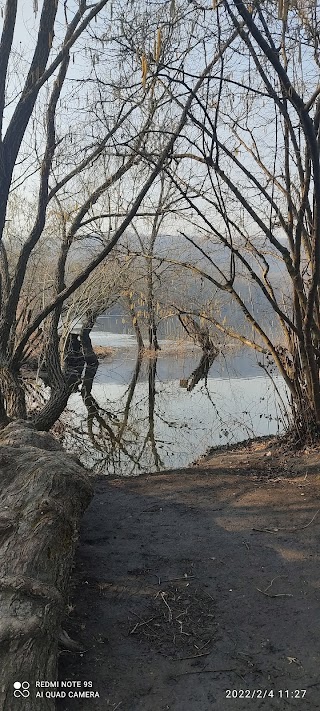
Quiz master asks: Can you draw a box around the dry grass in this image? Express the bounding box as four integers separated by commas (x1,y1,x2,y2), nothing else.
93,345,114,360
140,339,199,358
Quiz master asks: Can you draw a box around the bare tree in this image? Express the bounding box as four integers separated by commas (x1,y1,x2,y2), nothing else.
0,3,254,698
140,0,320,443
0,0,234,430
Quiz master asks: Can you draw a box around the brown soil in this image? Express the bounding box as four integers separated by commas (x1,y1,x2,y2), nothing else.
58,438,320,710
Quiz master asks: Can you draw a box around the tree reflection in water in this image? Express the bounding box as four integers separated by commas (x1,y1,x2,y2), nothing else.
178,313,219,391
61,341,284,475
180,349,218,392
79,352,144,470
66,343,216,475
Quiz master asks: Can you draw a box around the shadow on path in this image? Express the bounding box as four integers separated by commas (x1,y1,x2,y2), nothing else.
58,444,320,710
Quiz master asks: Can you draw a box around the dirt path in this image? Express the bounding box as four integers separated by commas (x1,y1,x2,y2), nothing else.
58,439,320,710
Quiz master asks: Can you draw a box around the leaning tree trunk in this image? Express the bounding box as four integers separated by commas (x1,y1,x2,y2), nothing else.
32,383,71,432
0,421,92,711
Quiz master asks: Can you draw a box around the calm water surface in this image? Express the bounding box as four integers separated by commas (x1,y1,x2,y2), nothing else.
65,333,288,476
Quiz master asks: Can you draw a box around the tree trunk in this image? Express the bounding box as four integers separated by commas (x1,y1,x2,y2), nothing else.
79,315,99,370
126,294,144,351
0,365,27,419
147,257,160,351
32,384,71,432
33,333,86,431
0,421,92,710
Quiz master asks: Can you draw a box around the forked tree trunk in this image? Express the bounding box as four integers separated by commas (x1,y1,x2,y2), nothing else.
0,421,92,711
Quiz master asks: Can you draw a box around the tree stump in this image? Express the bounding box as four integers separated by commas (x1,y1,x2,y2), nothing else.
0,421,92,710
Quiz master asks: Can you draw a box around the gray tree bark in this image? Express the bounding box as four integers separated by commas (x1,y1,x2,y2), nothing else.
0,421,92,710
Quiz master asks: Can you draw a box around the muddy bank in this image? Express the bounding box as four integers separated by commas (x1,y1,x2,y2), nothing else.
58,438,320,710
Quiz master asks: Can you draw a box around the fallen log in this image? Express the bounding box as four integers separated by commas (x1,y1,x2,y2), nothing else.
0,421,92,711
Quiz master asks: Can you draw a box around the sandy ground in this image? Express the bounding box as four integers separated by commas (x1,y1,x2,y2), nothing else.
57,439,320,710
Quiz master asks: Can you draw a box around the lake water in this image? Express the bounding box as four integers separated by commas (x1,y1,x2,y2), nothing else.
64,333,289,476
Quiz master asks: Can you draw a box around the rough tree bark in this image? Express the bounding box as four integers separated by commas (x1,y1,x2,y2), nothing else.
0,421,92,711
0,363,27,420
